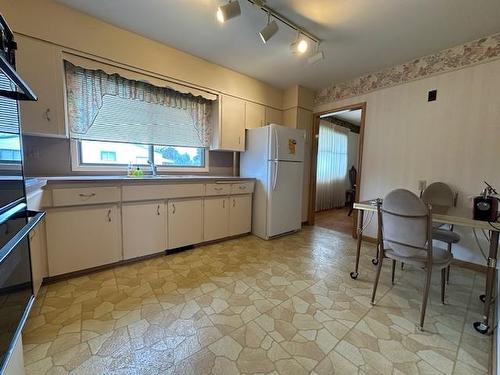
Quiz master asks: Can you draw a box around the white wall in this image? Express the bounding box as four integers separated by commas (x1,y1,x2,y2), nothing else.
315,59,500,264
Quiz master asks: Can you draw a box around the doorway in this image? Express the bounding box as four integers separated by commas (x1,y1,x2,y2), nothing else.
309,103,366,237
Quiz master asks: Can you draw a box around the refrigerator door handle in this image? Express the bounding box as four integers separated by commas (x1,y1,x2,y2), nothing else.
273,127,279,160
272,161,279,191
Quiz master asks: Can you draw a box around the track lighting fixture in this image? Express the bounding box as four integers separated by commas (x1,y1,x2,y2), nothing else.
308,43,325,64
259,12,278,43
290,33,309,55
217,0,241,23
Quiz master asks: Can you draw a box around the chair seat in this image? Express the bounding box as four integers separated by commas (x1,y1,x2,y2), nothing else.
433,228,460,244
385,247,453,269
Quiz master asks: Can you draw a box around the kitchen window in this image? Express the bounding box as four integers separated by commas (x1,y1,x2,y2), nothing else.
64,60,214,172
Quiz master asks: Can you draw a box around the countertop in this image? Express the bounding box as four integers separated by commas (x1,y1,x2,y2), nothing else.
27,175,254,185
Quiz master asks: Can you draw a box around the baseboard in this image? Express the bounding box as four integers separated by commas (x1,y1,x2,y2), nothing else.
450,258,487,273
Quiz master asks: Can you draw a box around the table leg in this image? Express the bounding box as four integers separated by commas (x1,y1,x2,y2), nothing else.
473,230,499,334
350,210,364,279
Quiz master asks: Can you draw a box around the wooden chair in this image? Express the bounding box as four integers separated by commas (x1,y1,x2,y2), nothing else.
371,189,453,330
345,166,357,216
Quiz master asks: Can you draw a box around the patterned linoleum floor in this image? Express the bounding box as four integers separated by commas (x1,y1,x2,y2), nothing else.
22,226,492,374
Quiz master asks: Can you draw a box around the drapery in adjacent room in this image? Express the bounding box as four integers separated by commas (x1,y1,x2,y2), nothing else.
315,123,349,211
64,61,213,147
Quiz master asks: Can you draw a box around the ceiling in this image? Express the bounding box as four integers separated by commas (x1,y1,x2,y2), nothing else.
332,110,361,126
55,0,500,90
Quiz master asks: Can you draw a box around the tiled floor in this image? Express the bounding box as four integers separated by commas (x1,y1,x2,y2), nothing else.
22,226,492,374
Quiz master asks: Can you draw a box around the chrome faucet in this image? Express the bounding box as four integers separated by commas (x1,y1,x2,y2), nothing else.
147,160,157,176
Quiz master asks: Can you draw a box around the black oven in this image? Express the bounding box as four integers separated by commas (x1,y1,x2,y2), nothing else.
0,13,43,373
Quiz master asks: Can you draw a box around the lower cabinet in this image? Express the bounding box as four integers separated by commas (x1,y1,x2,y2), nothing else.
167,198,203,249
29,218,47,296
229,194,252,236
45,205,122,276
204,196,229,241
122,201,167,259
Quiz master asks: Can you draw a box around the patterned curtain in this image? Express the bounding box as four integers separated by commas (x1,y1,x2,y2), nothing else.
315,123,349,211
64,61,212,147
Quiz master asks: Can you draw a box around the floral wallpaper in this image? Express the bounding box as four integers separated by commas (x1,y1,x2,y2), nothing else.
315,32,500,106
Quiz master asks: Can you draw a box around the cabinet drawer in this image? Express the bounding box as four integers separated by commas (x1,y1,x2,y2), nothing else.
52,187,120,207
230,182,254,195
122,184,204,201
205,183,231,196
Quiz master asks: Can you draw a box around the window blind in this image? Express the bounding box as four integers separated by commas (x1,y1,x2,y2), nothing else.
0,71,20,134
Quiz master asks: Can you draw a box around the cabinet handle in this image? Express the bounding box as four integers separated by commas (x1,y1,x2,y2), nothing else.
238,136,241,144
223,199,225,209
79,193,96,198
214,187,223,191
106,209,112,222
45,108,51,122
172,203,176,214
157,205,161,216
238,186,247,190
233,199,236,207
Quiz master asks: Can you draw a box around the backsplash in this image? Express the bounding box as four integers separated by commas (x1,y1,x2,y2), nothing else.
22,135,235,177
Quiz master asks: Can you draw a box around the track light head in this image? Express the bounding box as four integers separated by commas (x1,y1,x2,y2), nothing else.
217,1,241,23
290,36,309,55
308,50,324,64
259,18,278,43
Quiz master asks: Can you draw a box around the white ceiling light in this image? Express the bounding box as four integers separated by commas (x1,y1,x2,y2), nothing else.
217,0,241,23
259,13,278,43
290,33,309,55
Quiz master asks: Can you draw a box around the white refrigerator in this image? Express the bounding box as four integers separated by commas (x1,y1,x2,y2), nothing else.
240,124,305,239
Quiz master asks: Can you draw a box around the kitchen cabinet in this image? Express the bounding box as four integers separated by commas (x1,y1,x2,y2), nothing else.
229,194,252,236
122,201,167,260
245,102,265,129
45,204,122,276
204,196,229,241
16,35,66,137
167,198,203,249
265,107,283,126
212,95,246,151
29,218,47,296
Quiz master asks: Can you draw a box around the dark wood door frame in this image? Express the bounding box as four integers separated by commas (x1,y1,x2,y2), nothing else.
308,102,367,238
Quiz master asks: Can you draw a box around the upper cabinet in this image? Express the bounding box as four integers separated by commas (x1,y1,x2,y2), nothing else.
211,95,245,151
245,102,265,129
265,107,283,126
16,35,66,137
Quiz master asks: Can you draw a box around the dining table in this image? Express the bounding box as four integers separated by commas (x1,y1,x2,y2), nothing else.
352,199,500,335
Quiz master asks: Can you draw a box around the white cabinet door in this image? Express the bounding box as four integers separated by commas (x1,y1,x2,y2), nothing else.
220,95,246,151
167,198,203,249
16,35,66,136
46,205,122,276
229,195,252,236
265,107,283,126
245,102,265,129
29,218,47,296
122,201,167,260
204,197,229,241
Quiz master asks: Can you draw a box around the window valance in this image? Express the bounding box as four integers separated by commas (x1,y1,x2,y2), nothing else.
64,60,214,147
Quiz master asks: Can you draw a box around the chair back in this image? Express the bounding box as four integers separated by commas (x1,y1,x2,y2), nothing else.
349,166,357,189
421,182,455,210
379,189,431,258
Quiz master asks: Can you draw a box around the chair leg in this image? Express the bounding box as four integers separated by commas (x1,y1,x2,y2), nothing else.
441,268,446,304
401,262,404,270
391,260,396,285
446,242,452,284
419,266,433,330
371,256,384,305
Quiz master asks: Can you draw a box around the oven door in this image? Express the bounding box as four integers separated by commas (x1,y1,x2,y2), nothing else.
0,209,44,372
